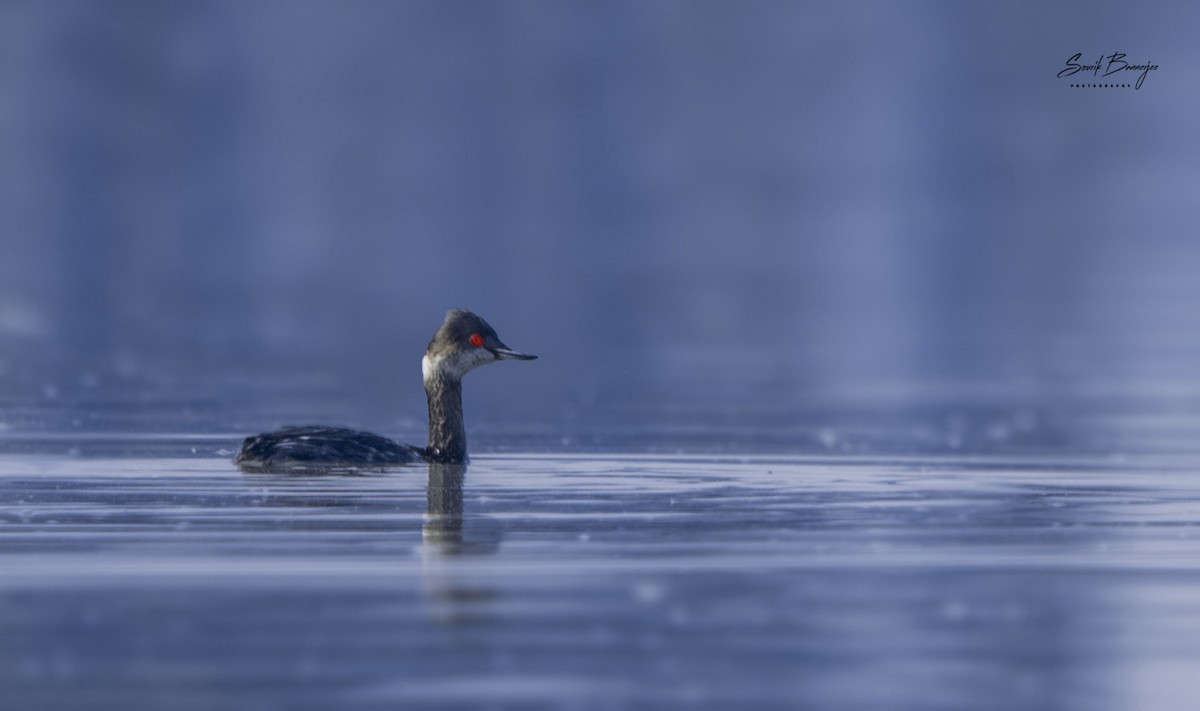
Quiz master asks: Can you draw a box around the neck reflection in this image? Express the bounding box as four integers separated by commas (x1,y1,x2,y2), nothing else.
420,461,502,625
422,461,502,556
423,461,466,549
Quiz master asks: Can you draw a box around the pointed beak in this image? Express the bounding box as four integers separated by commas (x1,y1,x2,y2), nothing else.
490,345,537,361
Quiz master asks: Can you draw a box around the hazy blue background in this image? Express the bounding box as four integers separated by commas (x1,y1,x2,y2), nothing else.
1,1,1198,451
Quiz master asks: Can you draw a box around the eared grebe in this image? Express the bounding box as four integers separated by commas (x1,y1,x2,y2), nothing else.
235,309,536,471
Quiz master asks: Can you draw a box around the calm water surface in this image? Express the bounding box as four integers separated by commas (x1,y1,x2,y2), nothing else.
2,441,1199,710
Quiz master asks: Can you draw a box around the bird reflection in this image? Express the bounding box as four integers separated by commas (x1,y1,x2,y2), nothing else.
423,461,466,549
239,460,502,622
420,461,502,623
422,462,500,556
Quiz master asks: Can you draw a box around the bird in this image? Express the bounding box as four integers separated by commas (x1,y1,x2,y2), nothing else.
235,309,535,472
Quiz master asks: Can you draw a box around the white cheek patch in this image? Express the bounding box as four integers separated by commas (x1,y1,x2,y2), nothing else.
423,349,495,382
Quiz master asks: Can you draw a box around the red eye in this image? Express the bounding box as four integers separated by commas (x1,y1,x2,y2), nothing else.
468,333,484,347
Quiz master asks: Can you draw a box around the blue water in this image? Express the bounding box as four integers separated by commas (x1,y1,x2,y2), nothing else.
3,443,1199,710
2,2,1199,708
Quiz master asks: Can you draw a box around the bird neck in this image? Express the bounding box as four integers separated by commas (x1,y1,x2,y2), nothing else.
425,373,467,462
